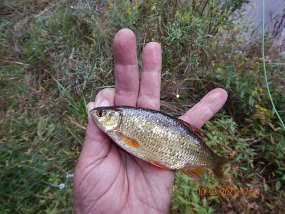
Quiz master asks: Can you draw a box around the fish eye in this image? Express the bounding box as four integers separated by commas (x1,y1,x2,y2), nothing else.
97,109,106,117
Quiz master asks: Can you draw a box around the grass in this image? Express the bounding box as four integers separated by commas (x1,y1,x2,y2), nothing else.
1,0,285,213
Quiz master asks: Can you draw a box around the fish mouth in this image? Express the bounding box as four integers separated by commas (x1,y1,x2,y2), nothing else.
89,106,116,114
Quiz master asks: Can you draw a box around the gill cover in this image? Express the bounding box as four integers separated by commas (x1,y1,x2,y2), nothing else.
90,107,122,132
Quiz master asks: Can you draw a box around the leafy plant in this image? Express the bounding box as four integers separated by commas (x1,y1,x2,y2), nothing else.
1,0,284,213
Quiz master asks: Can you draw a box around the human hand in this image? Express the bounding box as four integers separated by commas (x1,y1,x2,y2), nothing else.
73,29,228,214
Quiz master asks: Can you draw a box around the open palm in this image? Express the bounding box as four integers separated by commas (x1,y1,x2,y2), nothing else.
73,29,228,214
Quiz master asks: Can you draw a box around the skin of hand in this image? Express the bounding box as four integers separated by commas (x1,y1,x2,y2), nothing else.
73,28,228,214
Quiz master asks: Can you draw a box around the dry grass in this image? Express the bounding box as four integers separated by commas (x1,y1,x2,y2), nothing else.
1,0,284,213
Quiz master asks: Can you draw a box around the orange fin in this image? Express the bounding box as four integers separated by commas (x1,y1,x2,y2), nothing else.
180,166,206,180
115,131,140,148
122,136,140,148
149,161,167,169
180,120,205,139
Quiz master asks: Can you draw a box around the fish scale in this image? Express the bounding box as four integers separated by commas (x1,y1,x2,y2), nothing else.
121,111,189,168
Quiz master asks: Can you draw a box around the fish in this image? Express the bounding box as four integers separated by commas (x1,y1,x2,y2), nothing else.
90,106,227,180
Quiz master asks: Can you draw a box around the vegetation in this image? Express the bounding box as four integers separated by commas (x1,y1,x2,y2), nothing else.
1,0,284,213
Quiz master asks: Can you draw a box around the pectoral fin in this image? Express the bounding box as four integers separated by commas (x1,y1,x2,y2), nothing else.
115,131,140,148
124,137,140,148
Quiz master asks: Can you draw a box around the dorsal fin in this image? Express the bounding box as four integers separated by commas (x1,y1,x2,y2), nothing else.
179,119,205,139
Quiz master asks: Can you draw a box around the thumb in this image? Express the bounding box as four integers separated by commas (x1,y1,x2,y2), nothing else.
84,100,109,141
79,88,115,161
86,98,111,126
86,88,115,137
86,101,96,128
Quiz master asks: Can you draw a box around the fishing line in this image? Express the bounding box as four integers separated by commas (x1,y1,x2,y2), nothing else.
262,0,285,129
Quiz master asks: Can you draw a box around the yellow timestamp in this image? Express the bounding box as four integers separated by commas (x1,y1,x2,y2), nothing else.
197,187,261,197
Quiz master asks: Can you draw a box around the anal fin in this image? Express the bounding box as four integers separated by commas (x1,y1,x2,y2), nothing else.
179,166,205,180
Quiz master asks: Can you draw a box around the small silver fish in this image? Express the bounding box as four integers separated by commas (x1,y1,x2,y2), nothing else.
91,106,227,179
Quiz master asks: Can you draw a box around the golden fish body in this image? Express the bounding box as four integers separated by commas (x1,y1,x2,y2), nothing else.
91,106,226,179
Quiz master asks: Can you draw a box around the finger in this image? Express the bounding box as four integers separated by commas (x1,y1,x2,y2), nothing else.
137,42,162,110
94,88,115,108
80,88,115,162
113,28,139,106
179,88,228,128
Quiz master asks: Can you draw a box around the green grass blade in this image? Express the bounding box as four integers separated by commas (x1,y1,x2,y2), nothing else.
262,0,285,129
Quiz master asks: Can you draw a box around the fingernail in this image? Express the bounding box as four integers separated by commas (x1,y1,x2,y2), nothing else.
95,99,110,108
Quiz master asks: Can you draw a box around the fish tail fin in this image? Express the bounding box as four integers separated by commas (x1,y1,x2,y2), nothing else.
212,156,228,179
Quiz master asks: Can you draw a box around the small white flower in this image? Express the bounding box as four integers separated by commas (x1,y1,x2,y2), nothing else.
66,173,74,179
59,183,65,190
